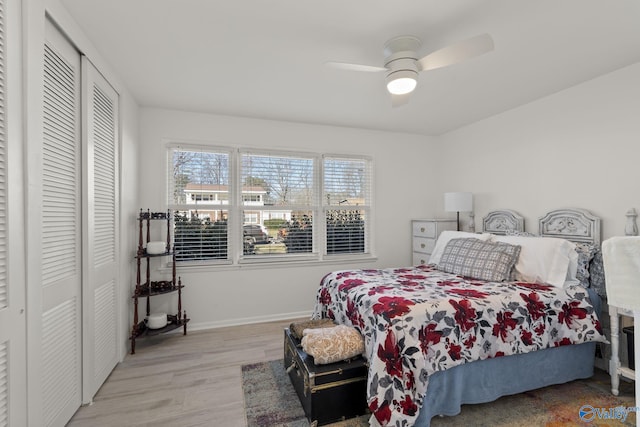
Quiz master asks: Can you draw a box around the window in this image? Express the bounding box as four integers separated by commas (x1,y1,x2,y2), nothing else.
168,144,372,264
244,213,259,224
324,156,371,255
169,147,231,262
241,150,316,256
242,195,261,203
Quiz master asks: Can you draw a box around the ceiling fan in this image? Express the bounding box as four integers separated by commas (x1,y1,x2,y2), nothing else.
326,33,494,107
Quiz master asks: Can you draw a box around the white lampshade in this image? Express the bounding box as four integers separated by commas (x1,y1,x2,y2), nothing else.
386,70,418,95
444,192,473,213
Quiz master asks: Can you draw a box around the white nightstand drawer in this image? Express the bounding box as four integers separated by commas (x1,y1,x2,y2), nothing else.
411,219,457,266
413,252,431,266
412,221,437,238
413,237,435,254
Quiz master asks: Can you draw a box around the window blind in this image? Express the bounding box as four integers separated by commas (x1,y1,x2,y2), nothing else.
323,156,371,255
168,146,231,261
240,151,316,255
241,151,315,207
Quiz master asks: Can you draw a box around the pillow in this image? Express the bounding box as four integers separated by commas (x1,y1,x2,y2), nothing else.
429,231,492,265
499,231,580,283
589,250,607,298
491,235,577,287
566,246,579,283
437,238,521,282
301,325,365,365
574,243,597,287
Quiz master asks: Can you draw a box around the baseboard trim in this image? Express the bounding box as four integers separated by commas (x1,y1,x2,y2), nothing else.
179,310,313,332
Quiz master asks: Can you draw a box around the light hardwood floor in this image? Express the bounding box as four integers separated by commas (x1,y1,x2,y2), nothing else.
66,319,631,427
68,318,306,427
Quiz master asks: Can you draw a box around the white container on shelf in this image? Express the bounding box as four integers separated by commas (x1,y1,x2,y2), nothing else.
146,241,166,254
145,313,168,329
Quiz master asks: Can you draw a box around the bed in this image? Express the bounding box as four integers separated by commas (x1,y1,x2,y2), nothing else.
311,208,607,427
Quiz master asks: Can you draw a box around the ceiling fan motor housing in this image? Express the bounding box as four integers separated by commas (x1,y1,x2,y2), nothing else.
384,36,420,94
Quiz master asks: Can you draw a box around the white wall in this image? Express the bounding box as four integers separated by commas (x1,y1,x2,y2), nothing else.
118,93,140,354
138,58,640,332
436,62,640,239
138,108,438,328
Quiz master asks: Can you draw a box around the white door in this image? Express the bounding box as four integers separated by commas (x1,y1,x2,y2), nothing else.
41,18,83,426
0,0,28,424
81,56,120,402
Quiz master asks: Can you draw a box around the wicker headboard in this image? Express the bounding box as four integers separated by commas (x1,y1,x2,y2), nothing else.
538,208,601,246
482,210,525,235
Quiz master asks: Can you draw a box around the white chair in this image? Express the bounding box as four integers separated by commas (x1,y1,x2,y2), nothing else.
602,236,640,426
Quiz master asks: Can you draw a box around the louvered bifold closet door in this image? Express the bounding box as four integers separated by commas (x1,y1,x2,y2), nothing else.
0,0,8,423
42,19,82,427
0,0,27,424
81,56,119,402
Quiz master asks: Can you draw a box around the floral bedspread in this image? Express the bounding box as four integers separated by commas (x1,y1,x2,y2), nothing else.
311,264,606,427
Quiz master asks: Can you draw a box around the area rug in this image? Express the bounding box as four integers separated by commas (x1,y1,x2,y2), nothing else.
242,359,636,427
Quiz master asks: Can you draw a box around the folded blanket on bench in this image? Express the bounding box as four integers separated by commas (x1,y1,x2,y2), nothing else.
301,324,365,365
289,318,335,340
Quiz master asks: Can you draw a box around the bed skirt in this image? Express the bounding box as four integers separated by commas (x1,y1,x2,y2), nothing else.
415,341,597,426
412,286,602,427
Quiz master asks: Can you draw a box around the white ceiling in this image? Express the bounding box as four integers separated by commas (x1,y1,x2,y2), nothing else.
59,0,640,136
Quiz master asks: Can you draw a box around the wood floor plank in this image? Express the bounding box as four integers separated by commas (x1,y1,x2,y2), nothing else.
68,317,306,427
69,316,631,427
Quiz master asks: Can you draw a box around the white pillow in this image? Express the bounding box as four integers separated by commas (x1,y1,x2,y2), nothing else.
491,235,577,287
429,231,492,265
566,247,579,282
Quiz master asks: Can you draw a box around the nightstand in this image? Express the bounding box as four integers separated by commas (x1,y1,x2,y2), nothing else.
412,219,457,266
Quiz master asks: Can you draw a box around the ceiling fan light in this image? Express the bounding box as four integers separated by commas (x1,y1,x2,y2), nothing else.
386,70,417,95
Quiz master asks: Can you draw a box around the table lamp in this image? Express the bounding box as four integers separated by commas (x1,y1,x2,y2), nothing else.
444,192,473,231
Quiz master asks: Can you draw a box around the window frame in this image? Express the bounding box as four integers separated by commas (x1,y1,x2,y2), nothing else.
322,154,373,259
166,142,374,267
167,143,235,266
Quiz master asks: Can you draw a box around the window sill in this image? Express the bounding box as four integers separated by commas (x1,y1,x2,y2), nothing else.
158,254,378,273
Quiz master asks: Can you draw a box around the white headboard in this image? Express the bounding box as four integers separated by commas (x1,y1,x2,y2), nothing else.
482,210,525,235
538,208,601,246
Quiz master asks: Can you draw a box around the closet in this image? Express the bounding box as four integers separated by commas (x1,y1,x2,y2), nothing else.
35,18,120,426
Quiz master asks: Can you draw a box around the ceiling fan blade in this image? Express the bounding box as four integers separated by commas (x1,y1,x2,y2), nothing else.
418,33,494,72
391,93,410,107
325,61,387,73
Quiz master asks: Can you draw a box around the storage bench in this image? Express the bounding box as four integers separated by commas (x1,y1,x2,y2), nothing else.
283,328,369,426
